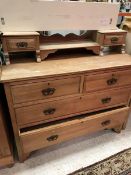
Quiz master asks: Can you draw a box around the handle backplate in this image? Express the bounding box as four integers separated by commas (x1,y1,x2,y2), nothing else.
16,42,28,48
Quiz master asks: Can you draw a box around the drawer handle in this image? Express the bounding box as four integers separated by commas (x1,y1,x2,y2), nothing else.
42,88,56,96
107,77,118,86
43,108,56,115
101,120,111,127
47,135,59,142
110,37,119,43
101,97,111,104
16,42,28,48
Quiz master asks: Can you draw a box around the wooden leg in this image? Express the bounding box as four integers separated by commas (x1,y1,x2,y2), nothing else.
122,114,130,130
100,46,104,56
121,44,126,54
4,52,10,65
36,50,41,63
122,121,127,130
7,163,14,168
19,152,30,163
112,124,123,133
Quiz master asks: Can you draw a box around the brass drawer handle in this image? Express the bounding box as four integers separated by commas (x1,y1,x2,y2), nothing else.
42,88,56,96
16,42,28,48
107,77,118,86
47,135,58,142
101,97,111,104
110,37,119,43
43,108,56,115
101,120,111,126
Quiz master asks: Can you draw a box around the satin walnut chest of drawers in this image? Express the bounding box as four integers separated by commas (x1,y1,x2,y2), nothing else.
2,54,131,162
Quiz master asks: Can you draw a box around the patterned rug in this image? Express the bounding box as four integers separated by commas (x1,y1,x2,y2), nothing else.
69,148,131,175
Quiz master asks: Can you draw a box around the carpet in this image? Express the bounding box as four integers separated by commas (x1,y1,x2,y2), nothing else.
69,148,131,175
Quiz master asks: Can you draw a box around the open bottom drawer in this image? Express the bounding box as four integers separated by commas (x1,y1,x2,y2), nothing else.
20,107,129,153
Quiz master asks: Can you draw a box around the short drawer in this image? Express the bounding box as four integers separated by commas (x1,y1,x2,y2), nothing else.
104,34,125,46
6,37,37,52
85,70,131,93
20,107,129,153
15,88,130,127
11,76,81,104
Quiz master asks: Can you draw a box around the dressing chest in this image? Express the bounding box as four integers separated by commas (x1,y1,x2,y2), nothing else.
1,54,131,162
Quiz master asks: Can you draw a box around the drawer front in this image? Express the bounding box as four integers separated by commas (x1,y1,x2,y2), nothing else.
11,76,81,104
85,70,131,93
20,107,129,153
104,34,125,46
16,97,81,127
80,88,130,112
16,88,130,127
6,37,37,52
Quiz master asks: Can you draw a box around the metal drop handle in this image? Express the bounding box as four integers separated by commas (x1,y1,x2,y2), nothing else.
47,135,59,142
107,77,117,86
42,88,56,96
111,37,119,43
43,108,56,115
101,97,111,104
101,120,111,126
16,42,28,48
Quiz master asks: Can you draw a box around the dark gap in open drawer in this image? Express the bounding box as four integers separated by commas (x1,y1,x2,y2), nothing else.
20,105,126,133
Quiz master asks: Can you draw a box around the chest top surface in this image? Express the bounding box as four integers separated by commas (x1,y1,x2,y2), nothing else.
1,54,131,82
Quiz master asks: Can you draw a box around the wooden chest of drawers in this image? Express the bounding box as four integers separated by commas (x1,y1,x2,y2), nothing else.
2,54,131,162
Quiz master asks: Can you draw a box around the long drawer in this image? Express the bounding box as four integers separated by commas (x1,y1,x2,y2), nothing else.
20,107,129,153
11,76,81,104
85,69,131,93
15,88,130,127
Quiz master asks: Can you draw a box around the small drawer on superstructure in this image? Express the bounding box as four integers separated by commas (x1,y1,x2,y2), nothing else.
104,34,125,46
5,36,38,52
97,30,127,46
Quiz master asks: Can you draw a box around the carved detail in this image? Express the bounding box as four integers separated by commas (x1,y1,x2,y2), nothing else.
40,49,57,60
36,50,41,63
40,31,96,43
86,46,100,55
4,53,10,65
121,44,126,54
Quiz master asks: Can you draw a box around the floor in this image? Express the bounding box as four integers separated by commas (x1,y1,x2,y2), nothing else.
1,115,131,175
